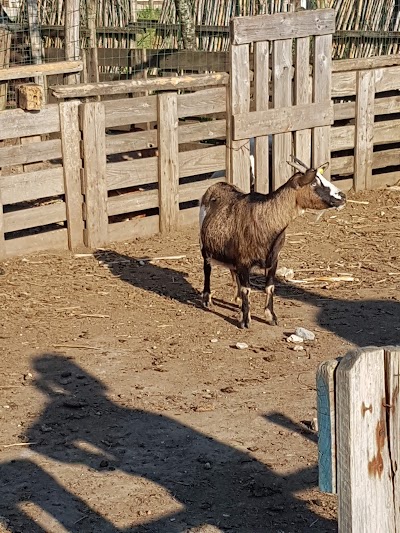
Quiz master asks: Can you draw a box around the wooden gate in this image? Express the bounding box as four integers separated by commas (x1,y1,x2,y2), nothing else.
229,8,336,193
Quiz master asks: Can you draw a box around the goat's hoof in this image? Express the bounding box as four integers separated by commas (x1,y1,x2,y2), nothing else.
239,318,251,329
265,310,278,326
202,293,213,308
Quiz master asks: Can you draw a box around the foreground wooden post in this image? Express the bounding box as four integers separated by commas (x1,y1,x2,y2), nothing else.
354,70,375,191
0,28,11,110
59,100,85,250
318,346,400,532
80,102,108,247
157,92,179,233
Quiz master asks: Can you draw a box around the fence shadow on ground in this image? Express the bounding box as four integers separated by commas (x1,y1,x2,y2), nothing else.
0,353,335,532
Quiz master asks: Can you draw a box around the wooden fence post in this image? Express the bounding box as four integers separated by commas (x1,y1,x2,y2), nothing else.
354,70,375,192
59,100,85,251
254,40,270,194
80,102,108,248
230,42,251,192
65,0,81,85
319,347,400,532
157,92,179,233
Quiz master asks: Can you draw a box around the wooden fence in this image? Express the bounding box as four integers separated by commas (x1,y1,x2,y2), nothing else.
317,346,400,532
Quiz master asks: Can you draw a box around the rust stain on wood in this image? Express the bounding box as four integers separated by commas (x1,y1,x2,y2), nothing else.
361,401,373,417
368,416,386,479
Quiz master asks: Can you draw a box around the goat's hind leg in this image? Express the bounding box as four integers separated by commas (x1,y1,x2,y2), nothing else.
230,270,242,304
201,252,213,308
264,231,285,326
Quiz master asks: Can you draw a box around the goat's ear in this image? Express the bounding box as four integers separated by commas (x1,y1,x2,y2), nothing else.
318,162,329,175
293,169,317,188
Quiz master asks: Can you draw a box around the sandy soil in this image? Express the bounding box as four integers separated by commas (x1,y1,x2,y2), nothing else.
0,187,399,533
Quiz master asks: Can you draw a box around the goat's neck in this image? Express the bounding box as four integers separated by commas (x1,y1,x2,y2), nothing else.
263,186,303,229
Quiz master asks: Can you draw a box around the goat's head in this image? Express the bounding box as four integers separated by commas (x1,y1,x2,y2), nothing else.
287,159,346,211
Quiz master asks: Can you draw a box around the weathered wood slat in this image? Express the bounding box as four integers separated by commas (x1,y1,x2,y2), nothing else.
179,145,225,178
354,70,375,192
5,228,68,258
317,359,339,494
80,102,108,248
375,66,400,93
336,347,395,532
179,206,199,226
231,9,335,45
313,34,332,177
294,37,312,168
3,202,66,233
0,139,62,167
158,93,179,233
331,155,354,175
108,214,159,242
331,125,355,152
0,105,60,140
107,158,158,190
0,167,64,205
230,44,251,192
0,60,82,82
370,171,400,189
374,119,400,144
106,129,157,155
179,177,223,203
373,148,400,170
178,120,226,144
177,87,226,118
108,189,158,216
332,71,357,97
59,100,85,250
332,54,400,72
104,96,157,128
254,40,270,194
51,73,229,99
272,39,293,188
234,102,333,140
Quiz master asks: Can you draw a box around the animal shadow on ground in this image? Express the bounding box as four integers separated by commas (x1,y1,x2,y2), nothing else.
0,353,336,533
276,281,400,347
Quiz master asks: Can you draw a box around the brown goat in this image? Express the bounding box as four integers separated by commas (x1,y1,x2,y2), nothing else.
199,164,346,328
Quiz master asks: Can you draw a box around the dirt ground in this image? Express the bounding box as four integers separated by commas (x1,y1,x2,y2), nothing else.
0,187,400,533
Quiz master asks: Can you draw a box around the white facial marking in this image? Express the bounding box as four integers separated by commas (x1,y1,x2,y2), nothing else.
316,172,343,201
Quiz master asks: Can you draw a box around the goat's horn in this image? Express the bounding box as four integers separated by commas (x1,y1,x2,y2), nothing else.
287,160,306,173
290,155,309,169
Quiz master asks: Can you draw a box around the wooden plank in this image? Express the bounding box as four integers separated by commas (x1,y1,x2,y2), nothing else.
272,39,293,189
317,359,339,494
51,73,229,99
373,148,400,170
332,54,400,72
108,189,158,216
332,71,357,97
59,100,85,250
375,66,400,93
0,28,11,111
254,40,270,194
370,172,400,189
331,125,355,152
336,178,354,192
0,139,61,167
0,105,60,140
336,347,395,533
0,60,83,83
177,87,226,118
230,44,251,192
313,34,332,178
86,0,99,83
384,347,400,528
334,101,356,121
80,102,108,248
179,145,225,178
103,96,157,128
354,70,375,192
231,9,335,45
27,0,45,93
106,129,158,156
0,167,64,205
107,158,158,190
3,202,66,233
108,214,159,242
178,120,226,144
179,206,199,226
234,102,333,140
157,93,179,233
374,119,400,145
179,177,224,203
5,228,68,258
331,155,354,176
64,0,81,84
294,37,311,167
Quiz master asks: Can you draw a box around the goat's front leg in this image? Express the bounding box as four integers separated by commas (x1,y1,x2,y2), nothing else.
237,268,251,329
264,231,286,326
230,270,242,304
202,253,213,308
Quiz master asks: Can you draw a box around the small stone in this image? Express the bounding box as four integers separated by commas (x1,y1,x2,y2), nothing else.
235,342,248,350
263,354,276,362
286,334,303,343
276,266,295,280
204,462,212,469
295,327,315,341
210,338,218,343
292,345,304,352
311,417,318,432
99,460,109,468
